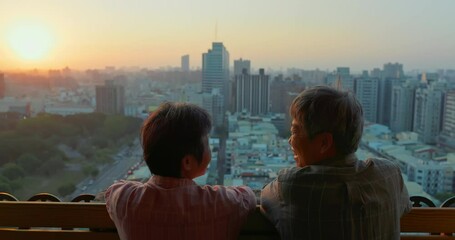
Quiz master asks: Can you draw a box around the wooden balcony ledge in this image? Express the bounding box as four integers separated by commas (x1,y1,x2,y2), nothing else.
0,193,454,240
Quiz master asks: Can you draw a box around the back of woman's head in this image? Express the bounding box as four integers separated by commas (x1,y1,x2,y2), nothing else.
141,102,212,177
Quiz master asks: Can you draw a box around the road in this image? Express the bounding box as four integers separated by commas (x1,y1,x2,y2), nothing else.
68,141,142,201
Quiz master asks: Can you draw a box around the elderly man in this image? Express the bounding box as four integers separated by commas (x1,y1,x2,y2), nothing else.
261,86,411,239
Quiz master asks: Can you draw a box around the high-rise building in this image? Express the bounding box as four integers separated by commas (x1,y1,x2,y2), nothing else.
203,89,224,127
378,63,406,127
383,63,404,79
202,42,230,96
234,58,251,76
413,83,444,144
230,58,251,113
326,67,354,92
202,42,230,126
438,91,455,149
95,80,125,115
419,72,439,85
235,69,269,116
370,68,382,78
390,81,418,133
181,55,190,72
355,76,379,123
301,69,327,85
0,73,5,99
270,75,286,113
270,75,305,114
378,78,392,126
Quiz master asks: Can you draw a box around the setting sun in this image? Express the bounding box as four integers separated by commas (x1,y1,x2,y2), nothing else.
7,23,53,61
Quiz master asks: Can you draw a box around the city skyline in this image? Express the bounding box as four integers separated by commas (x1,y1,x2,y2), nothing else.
1,0,455,71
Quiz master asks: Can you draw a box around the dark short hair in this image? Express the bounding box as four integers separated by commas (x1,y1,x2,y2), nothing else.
141,102,212,177
290,86,363,155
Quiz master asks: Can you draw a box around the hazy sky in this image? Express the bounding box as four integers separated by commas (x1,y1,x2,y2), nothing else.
1,0,454,71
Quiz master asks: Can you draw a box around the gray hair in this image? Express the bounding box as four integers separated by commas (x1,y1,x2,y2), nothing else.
290,86,364,155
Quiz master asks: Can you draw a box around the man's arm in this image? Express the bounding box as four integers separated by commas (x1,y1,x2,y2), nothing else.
260,178,282,225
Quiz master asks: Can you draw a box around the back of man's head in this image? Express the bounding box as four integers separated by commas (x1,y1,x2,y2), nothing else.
290,86,364,156
141,102,212,177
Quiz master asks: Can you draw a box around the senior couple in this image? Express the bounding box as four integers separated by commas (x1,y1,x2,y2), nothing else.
105,86,411,240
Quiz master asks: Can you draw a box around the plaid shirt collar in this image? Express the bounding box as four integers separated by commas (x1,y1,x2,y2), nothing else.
315,153,358,167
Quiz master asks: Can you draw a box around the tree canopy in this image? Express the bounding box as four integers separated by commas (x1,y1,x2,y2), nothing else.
0,113,142,169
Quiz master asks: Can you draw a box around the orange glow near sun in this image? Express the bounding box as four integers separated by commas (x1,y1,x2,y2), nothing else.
7,23,54,61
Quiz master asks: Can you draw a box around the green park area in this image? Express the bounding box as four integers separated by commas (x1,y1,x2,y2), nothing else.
0,112,142,199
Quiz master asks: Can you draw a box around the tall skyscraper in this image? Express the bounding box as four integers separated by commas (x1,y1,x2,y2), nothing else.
378,78,392,126
235,69,270,116
355,76,379,123
181,54,190,71
438,91,455,149
230,58,251,113
234,58,251,76
413,83,444,144
0,73,5,99
390,81,418,132
378,63,406,127
203,89,224,127
202,42,230,96
95,80,125,115
202,42,230,126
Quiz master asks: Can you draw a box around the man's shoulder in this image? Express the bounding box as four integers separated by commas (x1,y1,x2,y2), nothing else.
364,157,401,170
276,166,318,183
277,166,302,178
276,164,342,178
274,158,402,184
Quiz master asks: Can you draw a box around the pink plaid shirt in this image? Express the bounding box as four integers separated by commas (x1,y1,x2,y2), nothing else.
105,175,256,240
